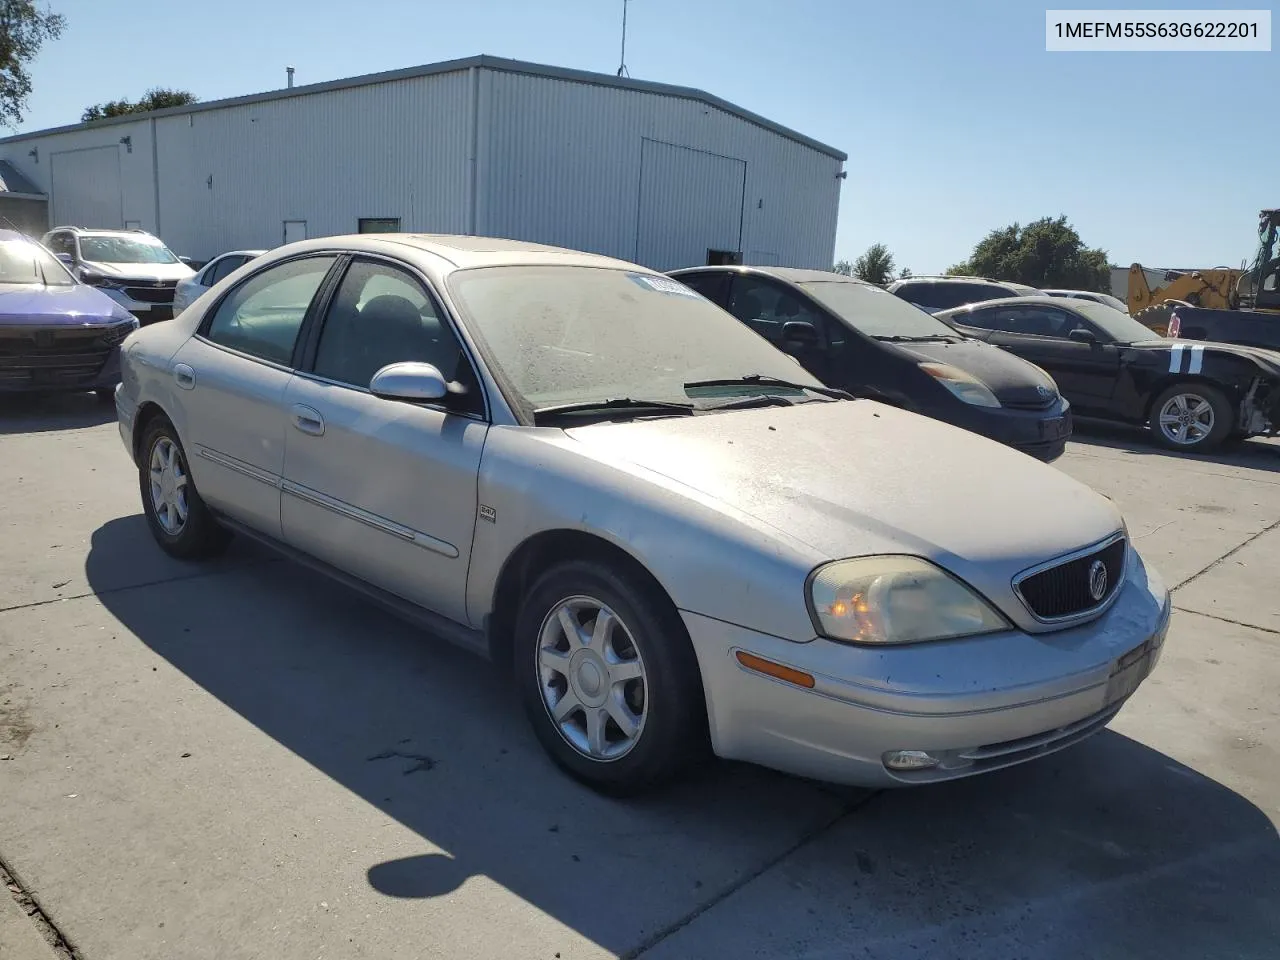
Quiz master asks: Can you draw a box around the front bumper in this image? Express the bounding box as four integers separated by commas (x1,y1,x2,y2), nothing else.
685,549,1169,787
101,288,174,325
940,397,1073,462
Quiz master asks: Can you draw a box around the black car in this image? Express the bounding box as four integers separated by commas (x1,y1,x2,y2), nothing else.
668,266,1073,461
935,296,1280,453
887,276,1048,314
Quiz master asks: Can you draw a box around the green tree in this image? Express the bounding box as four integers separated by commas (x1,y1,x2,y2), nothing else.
83,87,197,122
0,1,66,127
832,259,853,276
852,242,896,286
898,267,913,279
947,216,1110,292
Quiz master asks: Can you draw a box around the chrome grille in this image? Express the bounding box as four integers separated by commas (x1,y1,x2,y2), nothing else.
0,322,130,386
1014,536,1126,622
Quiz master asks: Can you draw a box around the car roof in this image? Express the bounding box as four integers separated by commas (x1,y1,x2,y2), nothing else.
668,265,878,287
279,233,646,272
937,295,1078,317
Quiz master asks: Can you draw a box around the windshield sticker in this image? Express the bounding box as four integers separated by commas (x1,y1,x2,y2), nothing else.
627,273,701,298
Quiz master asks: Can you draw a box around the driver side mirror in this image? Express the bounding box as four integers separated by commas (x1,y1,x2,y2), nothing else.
369,361,462,402
1068,327,1097,344
782,320,820,347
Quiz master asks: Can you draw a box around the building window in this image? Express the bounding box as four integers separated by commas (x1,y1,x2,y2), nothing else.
358,217,401,234
706,248,742,266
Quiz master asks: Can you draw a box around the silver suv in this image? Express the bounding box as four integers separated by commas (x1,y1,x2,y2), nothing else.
41,226,195,324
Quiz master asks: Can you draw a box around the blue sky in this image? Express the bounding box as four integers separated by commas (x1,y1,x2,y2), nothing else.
14,0,1276,273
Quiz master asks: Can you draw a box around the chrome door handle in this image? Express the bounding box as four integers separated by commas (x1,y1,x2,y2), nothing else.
290,403,325,436
173,363,196,390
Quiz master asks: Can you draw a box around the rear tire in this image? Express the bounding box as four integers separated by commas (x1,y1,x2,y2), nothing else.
1148,383,1233,453
138,416,231,560
514,559,707,796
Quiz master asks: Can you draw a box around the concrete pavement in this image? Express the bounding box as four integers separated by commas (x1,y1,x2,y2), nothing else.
1,394,1278,959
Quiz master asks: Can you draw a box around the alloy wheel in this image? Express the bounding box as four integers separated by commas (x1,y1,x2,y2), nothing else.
1158,393,1215,446
148,437,190,535
537,595,648,761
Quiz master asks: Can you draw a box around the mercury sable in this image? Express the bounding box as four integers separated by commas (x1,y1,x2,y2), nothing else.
113,234,1171,795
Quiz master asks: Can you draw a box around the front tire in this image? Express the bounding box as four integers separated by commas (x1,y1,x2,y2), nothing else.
1148,383,1233,452
138,417,231,560
514,559,707,796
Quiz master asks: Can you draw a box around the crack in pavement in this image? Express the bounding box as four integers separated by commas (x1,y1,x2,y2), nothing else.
624,789,883,959
1,851,80,959
366,749,438,775
0,556,284,617
1171,515,1280,591
1173,605,1280,637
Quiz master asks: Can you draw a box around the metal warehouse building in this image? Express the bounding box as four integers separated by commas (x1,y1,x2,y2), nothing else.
0,55,846,272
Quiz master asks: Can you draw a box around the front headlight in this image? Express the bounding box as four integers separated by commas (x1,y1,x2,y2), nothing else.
919,362,1001,407
808,556,1008,644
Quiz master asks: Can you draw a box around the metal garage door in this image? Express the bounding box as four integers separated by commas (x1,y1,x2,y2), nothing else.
50,146,122,229
635,139,745,272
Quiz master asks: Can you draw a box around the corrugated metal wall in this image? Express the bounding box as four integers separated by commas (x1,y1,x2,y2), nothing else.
478,70,842,270
0,63,842,270
153,70,473,259
1,118,155,234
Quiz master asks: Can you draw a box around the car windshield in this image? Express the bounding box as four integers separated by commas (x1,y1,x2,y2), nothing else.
79,235,179,265
0,238,74,285
446,265,829,411
798,280,962,339
1068,300,1162,342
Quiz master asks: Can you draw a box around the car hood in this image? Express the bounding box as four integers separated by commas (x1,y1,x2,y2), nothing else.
0,283,135,325
564,400,1120,572
82,259,195,281
888,338,1061,405
1131,335,1280,371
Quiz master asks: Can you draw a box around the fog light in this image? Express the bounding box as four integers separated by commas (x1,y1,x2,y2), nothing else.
884,749,940,771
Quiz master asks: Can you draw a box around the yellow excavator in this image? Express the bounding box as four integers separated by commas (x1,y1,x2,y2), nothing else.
1128,208,1280,337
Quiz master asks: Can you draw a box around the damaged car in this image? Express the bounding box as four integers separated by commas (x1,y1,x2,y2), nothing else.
936,296,1280,453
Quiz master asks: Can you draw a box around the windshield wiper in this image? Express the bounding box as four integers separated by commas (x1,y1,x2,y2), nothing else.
683,375,852,400
532,397,696,424
873,334,962,343
705,394,805,411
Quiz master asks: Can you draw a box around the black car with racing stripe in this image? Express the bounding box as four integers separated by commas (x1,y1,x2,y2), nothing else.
935,296,1280,453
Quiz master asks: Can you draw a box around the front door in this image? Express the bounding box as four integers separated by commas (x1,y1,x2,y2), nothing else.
171,255,339,537
725,274,838,384
279,256,488,625
982,304,1121,411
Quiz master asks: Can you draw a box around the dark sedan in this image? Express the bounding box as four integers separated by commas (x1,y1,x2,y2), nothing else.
0,230,138,398
936,296,1280,453
668,266,1072,461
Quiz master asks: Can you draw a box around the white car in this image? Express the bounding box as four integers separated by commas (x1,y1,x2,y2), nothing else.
42,226,195,323
172,250,267,314
113,234,1170,795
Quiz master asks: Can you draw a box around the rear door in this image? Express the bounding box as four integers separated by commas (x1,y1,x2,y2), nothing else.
171,254,340,537
981,304,1121,410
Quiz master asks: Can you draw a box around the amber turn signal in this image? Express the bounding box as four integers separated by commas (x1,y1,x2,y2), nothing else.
734,650,816,689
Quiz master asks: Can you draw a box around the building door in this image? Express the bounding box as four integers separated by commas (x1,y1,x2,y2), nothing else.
50,146,122,228
283,220,307,244
635,139,745,272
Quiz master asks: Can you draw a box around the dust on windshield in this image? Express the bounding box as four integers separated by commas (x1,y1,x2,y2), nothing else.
446,265,825,410
79,236,179,265
798,280,962,339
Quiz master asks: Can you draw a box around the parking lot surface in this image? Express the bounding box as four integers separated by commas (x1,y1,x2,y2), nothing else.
1,397,1278,960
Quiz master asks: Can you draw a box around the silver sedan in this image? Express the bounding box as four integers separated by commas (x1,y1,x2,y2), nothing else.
113,235,1171,795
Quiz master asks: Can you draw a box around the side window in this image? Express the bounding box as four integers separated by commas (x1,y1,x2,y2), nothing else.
728,277,827,345
958,307,1000,330
206,256,245,286
895,283,940,309
204,256,336,365
46,233,73,258
996,306,1077,338
312,259,478,410
675,272,729,306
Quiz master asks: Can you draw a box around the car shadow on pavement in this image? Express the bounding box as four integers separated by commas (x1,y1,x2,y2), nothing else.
0,392,117,435
85,516,1280,958
1070,418,1280,472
